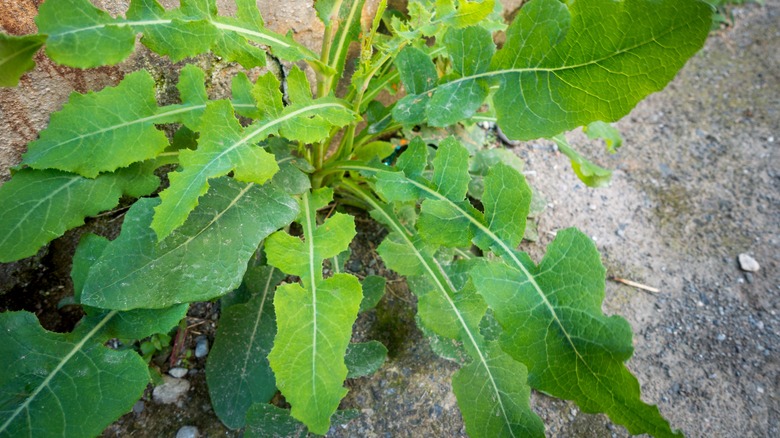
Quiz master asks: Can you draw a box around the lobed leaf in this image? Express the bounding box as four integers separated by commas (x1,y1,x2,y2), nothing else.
21,71,169,177
265,189,363,434
151,100,279,240
80,177,298,310
369,138,681,436
0,311,149,437
343,180,544,438
0,33,46,87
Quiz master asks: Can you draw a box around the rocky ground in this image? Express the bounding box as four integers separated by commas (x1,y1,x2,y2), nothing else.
1,1,777,437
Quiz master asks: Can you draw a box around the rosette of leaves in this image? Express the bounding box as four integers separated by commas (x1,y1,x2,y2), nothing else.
0,0,711,436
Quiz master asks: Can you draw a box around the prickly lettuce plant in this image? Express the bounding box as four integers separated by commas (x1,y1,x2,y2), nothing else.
0,0,711,436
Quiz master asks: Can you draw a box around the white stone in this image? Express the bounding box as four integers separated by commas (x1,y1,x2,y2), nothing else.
152,376,190,404
738,253,760,272
176,425,199,438
169,367,188,378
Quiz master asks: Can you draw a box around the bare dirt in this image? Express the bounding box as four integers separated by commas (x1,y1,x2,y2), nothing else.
1,1,777,437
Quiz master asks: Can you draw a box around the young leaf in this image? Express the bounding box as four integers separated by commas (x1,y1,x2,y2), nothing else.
0,311,149,437
552,134,613,188
321,0,367,91
0,165,159,263
584,121,623,153
80,177,298,310
359,275,387,312
207,282,281,429
345,341,388,378
265,189,363,434
0,33,46,86
21,71,169,177
471,230,683,437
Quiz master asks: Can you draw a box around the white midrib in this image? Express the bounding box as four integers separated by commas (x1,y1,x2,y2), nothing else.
53,19,290,48
343,180,516,436
302,192,319,401
0,310,119,434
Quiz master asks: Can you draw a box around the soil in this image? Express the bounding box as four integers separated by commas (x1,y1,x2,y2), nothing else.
1,1,778,437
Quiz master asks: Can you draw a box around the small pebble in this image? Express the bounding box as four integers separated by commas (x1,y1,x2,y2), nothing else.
152,376,190,404
176,425,199,438
716,333,726,341
195,336,209,358
169,367,188,378
132,400,144,414
738,253,760,272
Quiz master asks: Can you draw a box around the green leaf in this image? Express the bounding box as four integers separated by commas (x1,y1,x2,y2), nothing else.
323,0,367,90
0,311,149,437
0,165,158,263
392,47,437,125
585,121,623,153
244,403,307,438
151,100,280,240
0,33,46,87
452,340,544,438
35,0,316,68
553,134,613,188
72,233,188,341
127,0,218,62
359,275,386,312
435,0,497,28
21,71,168,177
80,177,298,310
403,0,710,140
36,0,136,67
345,341,388,378
428,26,494,126
207,284,280,429
342,179,544,438
265,190,362,434
490,0,712,140
471,229,683,437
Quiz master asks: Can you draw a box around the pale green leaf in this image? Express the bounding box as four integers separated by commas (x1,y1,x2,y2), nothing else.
471,229,682,437
0,165,158,263
207,286,279,429
265,190,362,434
269,275,362,434
345,341,388,378
323,0,366,90
0,33,46,86
432,137,471,201
151,100,279,240
21,71,168,177
585,120,623,153
553,134,613,188
0,311,149,437
435,0,497,28
80,177,298,310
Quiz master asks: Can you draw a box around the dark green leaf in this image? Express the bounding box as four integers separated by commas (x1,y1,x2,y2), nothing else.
81,177,298,310
345,341,388,378
359,275,386,312
0,311,149,437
